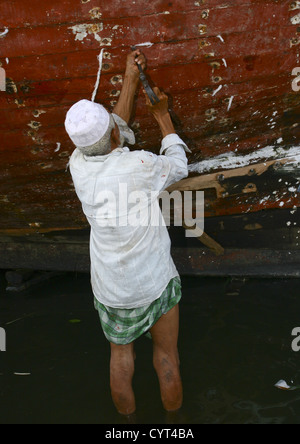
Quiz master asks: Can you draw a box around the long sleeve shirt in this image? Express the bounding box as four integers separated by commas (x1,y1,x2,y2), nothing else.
69,116,190,309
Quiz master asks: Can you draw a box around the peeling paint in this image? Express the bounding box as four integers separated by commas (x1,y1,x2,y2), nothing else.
58,151,70,158
189,145,300,174
39,163,53,170
6,78,17,94
103,51,111,59
198,25,207,35
227,96,234,111
89,7,102,19
101,37,112,46
110,100,118,107
290,36,300,47
290,1,300,10
205,108,217,122
32,110,46,118
199,40,211,49
110,90,121,97
69,23,108,44
27,121,42,130
14,99,26,108
209,61,221,70
291,12,300,24
0,28,9,38
201,9,210,19
212,76,222,83
134,42,154,48
27,130,44,145
212,85,223,96
110,75,123,85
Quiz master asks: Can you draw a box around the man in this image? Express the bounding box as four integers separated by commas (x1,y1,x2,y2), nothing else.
65,49,190,420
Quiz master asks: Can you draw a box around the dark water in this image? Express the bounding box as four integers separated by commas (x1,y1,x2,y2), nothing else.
1,270,300,424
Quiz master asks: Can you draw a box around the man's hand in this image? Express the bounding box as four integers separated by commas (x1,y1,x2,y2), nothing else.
125,49,146,82
112,50,146,124
144,87,169,119
144,87,176,138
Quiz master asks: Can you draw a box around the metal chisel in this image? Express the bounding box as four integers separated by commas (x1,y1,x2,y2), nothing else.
131,46,160,105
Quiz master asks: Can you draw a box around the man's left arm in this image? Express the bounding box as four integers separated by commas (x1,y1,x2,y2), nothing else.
112,50,146,124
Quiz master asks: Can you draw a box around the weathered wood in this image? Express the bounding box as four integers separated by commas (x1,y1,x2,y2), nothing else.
0,0,299,236
0,208,298,274
0,4,294,59
1,25,296,86
196,231,225,256
0,146,299,233
0,0,290,30
0,90,298,156
0,72,296,131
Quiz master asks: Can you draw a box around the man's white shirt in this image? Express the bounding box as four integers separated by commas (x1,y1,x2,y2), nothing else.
70,117,190,309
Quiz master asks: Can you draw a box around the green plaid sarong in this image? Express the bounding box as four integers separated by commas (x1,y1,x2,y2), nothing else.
94,276,182,345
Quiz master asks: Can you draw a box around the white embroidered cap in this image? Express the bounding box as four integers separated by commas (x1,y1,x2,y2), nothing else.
65,99,111,148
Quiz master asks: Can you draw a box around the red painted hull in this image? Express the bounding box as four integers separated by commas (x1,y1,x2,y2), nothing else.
0,0,299,234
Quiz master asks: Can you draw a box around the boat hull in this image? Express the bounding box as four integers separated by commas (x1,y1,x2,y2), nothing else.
0,0,299,271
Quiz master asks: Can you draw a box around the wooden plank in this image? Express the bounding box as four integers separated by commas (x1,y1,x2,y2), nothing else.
0,108,288,156
0,0,298,234
0,146,299,232
0,74,296,129
0,4,296,59
0,0,291,29
0,68,293,122
0,23,297,88
3,44,297,99
0,52,296,129
0,71,295,132
0,97,298,167
0,238,299,277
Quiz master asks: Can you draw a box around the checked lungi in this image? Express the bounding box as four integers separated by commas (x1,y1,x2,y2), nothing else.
94,277,182,345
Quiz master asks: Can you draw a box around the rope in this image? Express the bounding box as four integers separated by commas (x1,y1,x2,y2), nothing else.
91,48,104,102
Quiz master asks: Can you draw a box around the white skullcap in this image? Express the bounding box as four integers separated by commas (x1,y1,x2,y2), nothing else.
65,99,111,148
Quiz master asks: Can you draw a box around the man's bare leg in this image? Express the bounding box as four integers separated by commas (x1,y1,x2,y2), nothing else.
110,342,136,416
150,304,183,411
